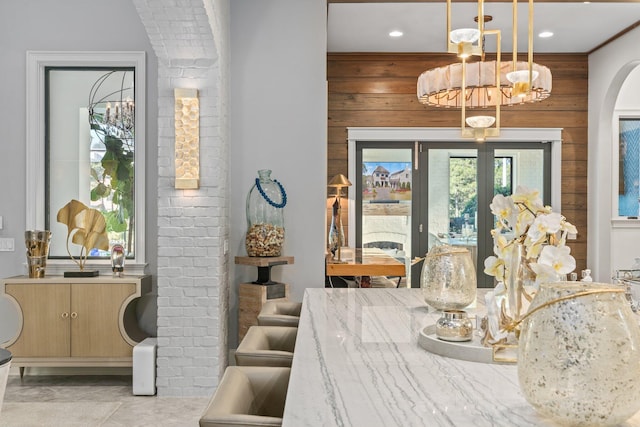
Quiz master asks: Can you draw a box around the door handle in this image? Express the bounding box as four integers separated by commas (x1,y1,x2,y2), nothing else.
70,312,78,319
61,312,69,319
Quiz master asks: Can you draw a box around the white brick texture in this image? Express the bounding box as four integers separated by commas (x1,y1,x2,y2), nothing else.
132,0,230,397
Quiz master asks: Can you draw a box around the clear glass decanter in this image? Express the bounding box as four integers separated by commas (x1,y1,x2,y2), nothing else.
245,170,287,257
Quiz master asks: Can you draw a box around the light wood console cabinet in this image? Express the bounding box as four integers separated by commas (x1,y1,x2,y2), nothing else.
1,275,151,371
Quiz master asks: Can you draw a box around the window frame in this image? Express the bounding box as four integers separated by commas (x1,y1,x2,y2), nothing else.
612,111,640,220
26,51,146,274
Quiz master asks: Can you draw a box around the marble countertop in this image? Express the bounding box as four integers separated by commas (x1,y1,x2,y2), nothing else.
282,288,640,427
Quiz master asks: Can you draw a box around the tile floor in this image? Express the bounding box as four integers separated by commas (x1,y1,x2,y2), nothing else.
0,374,210,426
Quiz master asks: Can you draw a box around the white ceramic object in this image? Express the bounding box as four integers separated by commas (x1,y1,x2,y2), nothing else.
518,282,640,427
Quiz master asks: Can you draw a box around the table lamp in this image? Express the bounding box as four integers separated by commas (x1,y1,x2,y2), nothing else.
328,173,352,262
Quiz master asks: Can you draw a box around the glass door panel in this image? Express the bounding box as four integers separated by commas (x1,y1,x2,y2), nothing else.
428,149,479,272
483,147,549,287
494,149,546,200
359,148,413,287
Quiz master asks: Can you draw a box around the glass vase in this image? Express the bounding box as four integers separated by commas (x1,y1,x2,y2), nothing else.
505,242,533,322
421,245,476,311
518,282,640,426
245,169,286,257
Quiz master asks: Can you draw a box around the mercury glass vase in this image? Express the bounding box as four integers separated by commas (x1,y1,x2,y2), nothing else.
518,282,640,427
421,245,476,311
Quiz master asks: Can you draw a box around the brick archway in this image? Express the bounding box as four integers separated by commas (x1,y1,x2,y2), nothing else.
131,0,230,397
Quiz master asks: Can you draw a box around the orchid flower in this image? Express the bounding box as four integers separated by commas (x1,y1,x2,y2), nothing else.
490,194,518,229
484,256,505,282
527,212,563,243
512,185,543,212
535,245,576,276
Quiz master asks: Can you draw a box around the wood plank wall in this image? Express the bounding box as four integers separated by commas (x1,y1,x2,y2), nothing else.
327,52,588,272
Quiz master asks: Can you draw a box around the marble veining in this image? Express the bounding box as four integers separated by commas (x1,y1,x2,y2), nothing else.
282,288,640,427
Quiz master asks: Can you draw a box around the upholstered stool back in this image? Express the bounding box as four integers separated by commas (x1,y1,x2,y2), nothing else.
257,301,302,327
235,326,297,367
199,366,290,427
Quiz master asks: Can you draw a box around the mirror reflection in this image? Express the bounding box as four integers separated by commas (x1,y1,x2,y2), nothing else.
46,68,136,259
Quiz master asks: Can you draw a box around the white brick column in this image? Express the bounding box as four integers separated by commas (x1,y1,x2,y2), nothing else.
132,0,230,396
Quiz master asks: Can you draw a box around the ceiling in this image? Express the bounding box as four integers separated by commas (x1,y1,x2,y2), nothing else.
327,2,640,53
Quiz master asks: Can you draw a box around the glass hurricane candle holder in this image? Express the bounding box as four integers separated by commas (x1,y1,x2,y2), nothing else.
421,245,476,311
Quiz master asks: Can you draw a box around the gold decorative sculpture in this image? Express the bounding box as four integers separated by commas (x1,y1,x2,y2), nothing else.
57,199,110,276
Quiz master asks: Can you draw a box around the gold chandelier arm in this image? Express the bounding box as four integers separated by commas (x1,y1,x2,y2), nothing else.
529,0,534,94
478,0,484,59
447,0,451,52
513,0,518,73
495,29,501,131
461,57,467,131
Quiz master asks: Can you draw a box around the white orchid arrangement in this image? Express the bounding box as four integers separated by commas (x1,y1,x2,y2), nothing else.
482,186,577,345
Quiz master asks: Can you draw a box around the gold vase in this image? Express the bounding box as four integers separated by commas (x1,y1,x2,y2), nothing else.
25,230,51,278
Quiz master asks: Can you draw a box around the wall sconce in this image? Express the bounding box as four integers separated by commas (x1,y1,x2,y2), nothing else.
174,88,200,189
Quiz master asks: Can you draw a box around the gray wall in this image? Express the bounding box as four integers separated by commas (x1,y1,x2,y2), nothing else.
229,0,328,346
0,0,158,341
0,0,328,351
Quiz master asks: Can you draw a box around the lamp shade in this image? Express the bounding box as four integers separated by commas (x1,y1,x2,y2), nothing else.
506,70,539,84
449,28,481,44
328,174,352,188
466,116,495,129
417,60,552,108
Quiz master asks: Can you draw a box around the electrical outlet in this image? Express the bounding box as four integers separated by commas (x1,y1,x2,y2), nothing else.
0,238,14,251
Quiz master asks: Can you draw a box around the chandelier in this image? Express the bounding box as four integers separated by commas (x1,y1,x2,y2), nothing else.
88,70,135,143
417,0,552,141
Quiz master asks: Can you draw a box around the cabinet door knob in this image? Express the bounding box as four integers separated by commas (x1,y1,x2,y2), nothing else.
70,312,78,319
61,312,69,319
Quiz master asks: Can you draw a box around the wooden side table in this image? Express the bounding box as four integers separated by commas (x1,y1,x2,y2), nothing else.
235,256,294,342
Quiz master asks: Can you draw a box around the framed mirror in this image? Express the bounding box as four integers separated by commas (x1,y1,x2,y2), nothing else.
26,52,146,273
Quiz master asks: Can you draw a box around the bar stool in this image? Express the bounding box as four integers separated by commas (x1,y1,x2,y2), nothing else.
0,348,11,415
199,366,290,427
235,326,297,367
257,301,302,327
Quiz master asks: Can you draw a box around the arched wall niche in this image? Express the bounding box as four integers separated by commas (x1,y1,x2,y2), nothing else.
606,62,640,276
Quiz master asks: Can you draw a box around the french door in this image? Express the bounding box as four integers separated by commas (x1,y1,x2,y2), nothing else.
355,141,551,288
421,142,550,287
355,143,416,286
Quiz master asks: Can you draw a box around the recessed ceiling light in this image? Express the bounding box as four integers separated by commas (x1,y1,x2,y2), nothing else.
389,30,403,38
583,2,591,4
539,31,554,38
